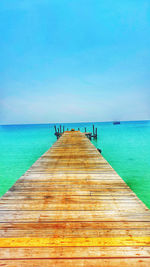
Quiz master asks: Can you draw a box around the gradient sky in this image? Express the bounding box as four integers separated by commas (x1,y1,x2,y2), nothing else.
0,0,150,124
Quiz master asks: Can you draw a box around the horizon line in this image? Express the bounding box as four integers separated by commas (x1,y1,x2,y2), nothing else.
0,119,150,126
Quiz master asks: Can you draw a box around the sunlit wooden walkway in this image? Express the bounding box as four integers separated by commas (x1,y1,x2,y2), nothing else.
0,131,150,266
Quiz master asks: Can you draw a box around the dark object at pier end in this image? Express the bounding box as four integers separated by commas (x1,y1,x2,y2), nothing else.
97,148,102,153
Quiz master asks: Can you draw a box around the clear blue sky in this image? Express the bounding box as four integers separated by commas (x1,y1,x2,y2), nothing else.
0,0,150,124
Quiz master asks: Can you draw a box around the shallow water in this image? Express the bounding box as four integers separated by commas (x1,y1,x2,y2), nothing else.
0,121,150,208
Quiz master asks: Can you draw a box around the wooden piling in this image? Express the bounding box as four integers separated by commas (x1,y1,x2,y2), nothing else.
93,124,95,135
95,127,97,139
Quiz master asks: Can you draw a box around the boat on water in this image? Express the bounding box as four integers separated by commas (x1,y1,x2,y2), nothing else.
113,121,120,125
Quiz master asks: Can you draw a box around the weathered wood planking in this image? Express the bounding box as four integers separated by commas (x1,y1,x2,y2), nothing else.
0,131,150,266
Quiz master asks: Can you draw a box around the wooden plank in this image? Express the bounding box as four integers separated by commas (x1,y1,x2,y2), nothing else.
0,236,150,247
0,247,150,259
0,202,146,211
0,210,150,223
0,259,150,267
0,222,150,238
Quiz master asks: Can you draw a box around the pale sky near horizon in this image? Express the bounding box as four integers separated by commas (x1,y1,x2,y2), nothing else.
0,0,150,124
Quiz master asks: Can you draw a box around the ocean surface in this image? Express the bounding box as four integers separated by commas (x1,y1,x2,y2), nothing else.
0,121,150,208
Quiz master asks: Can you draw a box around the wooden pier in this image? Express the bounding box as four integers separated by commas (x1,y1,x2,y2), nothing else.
0,131,150,266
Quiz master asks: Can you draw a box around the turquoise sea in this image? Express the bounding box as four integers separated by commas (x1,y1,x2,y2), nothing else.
0,121,150,208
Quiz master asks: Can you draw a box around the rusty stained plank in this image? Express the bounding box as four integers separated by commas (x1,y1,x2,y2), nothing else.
0,131,150,266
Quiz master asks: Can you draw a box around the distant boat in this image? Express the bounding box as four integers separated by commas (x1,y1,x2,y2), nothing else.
113,121,120,125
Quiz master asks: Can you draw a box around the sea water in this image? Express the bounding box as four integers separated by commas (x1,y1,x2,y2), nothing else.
0,121,150,208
